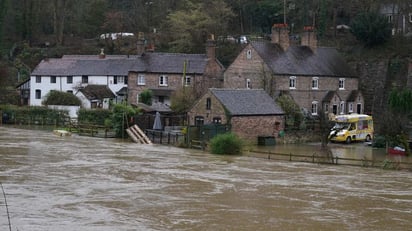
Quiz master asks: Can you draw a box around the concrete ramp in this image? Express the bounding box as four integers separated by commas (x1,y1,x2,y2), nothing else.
126,125,152,144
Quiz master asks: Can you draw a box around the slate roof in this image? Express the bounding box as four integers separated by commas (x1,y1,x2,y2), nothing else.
78,85,115,100
210,89,284,116
31,53,209,76
250,41,357,77
346,90,361,101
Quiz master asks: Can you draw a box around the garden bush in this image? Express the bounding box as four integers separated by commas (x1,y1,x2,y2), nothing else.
209,132,243,155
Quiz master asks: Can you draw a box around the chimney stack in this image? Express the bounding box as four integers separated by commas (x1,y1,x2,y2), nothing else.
136,32,145,56
271,24,290,51
301,26,317,51
206,34,216,60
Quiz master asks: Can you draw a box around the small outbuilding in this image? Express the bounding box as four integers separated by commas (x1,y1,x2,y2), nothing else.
188,88,285,142
76,85,115,109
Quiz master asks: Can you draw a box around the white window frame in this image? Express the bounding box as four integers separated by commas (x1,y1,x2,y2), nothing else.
311,77,319,89
324,103,329,113
311,101,318,115
67,76,73,84
35,76,41,83
289,76,296,89
114,76,124,84
159,75,168,86
348,102,354,113
246,78,251,89
137,74,145,85
184,76,191,86
340,101,345,114
246,50,252,59
339,78,345,90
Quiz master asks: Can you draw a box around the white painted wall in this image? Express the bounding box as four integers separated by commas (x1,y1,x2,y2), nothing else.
30,75,127,106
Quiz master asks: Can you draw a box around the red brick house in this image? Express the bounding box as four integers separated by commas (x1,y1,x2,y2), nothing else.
188,88,285,142
224,25,364,117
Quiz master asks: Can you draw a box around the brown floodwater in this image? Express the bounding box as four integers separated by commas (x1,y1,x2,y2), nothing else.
0,126,411,231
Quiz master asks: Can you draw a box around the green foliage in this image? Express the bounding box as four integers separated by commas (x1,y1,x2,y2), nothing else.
350,11,392,47
77,108,112,125
165,0,234,53
0,105,69,125
42,90,81,106
139,89,153,105
209,132,243,155
372,135,386,148
170,87,196,113
111,103,138,137
276,94,303,128
388,88,412,114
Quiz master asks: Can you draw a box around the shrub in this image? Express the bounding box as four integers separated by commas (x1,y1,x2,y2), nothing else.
42,90,81,106
209,132,243,155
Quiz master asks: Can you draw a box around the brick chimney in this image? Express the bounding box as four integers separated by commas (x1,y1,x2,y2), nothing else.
136,32,145,56
301,26,317,51
206,34,216,60
271,24,290,51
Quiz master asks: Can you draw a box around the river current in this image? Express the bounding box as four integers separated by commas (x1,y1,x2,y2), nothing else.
0,126,411,231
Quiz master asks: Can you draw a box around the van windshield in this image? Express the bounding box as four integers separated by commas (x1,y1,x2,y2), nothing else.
332,122,350,130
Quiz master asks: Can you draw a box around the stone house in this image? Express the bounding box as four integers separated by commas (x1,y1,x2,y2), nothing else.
224,24,364,117
380,3,412,36
28,35,224,111
188,88,285,141
127,37,224,108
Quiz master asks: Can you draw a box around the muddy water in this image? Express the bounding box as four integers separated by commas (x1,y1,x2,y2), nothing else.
0,126,411,231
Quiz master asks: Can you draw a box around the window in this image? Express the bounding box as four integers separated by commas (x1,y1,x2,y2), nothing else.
311,77,319,89
195,116,204,126
36,76,41,83
387,15,393,23
137,74,145,85
185,76,191,86
311,101,318,115
348,102,354,113
67,90,73,94
82,75,88,84
67,76,73,84
206,97,211,110
50,76,56,83
339,78,345,90
114,76,124,84
159,75,168,86
340,101,345,114
158,96,165,103
35,89,41,99
409,13,412,23
213,117,222,124
289,76,296,89
324,103,329,113
246,50,252,59
246,79,251,89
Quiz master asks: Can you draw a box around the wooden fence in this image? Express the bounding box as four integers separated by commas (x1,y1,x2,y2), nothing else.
145,129,185,145
247,150,412,170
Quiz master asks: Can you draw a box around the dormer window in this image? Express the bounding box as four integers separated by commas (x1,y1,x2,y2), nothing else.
312,77,319,89
289,76,296,89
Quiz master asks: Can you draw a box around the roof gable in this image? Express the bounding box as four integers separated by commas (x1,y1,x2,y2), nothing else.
210,89,284,116
77,85,115,100
250,41,357,77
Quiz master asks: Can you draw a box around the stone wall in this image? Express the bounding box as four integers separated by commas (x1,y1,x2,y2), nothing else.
231,115,284,142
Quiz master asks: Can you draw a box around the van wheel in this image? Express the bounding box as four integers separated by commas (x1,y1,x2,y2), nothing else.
365,135,371,142
345,137,351,144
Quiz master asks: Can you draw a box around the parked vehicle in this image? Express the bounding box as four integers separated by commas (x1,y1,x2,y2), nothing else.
329,114,374,144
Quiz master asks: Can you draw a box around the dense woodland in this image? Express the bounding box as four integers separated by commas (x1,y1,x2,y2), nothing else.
0,0,412,140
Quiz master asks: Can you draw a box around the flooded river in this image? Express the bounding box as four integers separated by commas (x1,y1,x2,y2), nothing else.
0,126,411,231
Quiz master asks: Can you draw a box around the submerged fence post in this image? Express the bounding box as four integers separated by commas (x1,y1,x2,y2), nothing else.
1,183,12,231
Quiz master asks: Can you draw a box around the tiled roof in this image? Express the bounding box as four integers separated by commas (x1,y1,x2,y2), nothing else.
210,88,284,116
31,53,209,76
250,41,357,77
78,85,115,100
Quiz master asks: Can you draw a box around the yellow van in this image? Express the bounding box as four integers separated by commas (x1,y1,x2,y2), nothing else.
329,114,373,143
